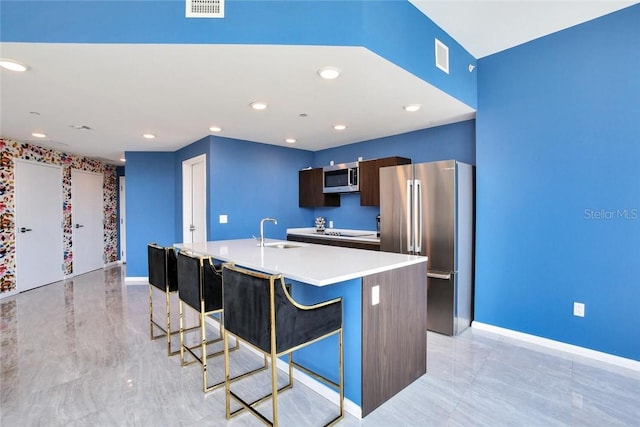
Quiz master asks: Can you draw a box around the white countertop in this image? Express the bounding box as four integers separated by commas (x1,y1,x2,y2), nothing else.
176,238,426,286
287,227,381,244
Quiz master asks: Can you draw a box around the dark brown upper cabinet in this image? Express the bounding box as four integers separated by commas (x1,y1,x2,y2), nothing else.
298,167,340,207
359,156,412,206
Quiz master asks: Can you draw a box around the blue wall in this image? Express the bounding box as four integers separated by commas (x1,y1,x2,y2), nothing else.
475,5,640,360
208,136,314,240
125,151,176,277
126,136,313,275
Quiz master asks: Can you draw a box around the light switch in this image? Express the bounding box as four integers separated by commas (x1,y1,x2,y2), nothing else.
219,214,228,224
371,285,379,306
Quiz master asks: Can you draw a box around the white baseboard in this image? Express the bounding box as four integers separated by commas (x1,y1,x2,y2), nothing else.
0,289,18,299
274,357,362,419
203,316,361,419
125,276,148,285
472,321,640,372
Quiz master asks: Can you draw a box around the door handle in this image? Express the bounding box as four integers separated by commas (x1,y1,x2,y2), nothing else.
75,224,84,229
189,224,196,232
19,227,33,233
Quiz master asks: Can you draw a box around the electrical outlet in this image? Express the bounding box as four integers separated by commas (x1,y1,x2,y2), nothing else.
219,214,228,224
329,220,334,228
371,285,379,306
573,302,585,317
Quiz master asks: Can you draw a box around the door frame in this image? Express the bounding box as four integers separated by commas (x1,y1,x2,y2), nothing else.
182,154,207,243
119,176,126,263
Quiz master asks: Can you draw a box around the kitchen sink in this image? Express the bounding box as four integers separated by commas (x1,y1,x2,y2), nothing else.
263,242,302,249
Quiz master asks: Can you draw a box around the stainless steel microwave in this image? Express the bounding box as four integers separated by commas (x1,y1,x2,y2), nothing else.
323,161,359,193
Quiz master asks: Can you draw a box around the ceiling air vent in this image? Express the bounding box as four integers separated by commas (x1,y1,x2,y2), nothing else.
186,0,224,18
435,38,449,74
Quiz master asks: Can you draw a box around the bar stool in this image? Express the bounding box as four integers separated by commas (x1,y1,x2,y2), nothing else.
222,263,344,426
147,243,183,356
177,250,243,392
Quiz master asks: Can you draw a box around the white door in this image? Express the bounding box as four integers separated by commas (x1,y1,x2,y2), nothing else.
15,160,63,291
182,154,207,243
71,169,104,275
119,176,126,263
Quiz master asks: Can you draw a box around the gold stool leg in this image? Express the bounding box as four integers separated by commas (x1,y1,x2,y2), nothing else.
201,308,207,392
179,300,186,366
271,351,279,427
149,284,154,340
339,329,344,420
224,329,231,419
165,287,173,356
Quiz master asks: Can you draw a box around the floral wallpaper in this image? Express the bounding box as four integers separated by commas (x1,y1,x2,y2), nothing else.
0,138,118,293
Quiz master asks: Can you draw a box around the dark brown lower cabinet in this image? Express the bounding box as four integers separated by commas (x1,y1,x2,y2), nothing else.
361,262,427,416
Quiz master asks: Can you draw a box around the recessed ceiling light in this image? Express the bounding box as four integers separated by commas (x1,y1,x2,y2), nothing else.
286,138,296,144
31,132,47,138
250,101,268,110
143,133,156,139
403,104,421,112
209,126,222,132
0,59,29,72
318,67,340,80
333,124,347,131
120,158,126,163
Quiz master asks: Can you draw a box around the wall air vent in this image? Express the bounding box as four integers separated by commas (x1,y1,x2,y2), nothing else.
435,38,449,74
186,0,224,18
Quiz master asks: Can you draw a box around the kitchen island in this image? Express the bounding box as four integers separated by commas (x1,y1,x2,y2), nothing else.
177,238,427,418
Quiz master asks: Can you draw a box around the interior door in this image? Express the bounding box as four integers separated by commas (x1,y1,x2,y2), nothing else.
182,154,207,244
119,176,126,263
71,169,104,275
15,160,63,291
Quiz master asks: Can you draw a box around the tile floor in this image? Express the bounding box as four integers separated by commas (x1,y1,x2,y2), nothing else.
1,265,639,426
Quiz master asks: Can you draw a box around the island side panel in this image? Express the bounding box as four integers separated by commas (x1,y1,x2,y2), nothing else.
289,277,363,408
361,262,427,416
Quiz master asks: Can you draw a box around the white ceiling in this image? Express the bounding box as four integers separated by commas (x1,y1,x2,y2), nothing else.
1,1,636,164
410,0,639,58
0,43,474,163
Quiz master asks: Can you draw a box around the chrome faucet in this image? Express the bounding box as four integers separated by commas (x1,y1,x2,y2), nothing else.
259,217,278,247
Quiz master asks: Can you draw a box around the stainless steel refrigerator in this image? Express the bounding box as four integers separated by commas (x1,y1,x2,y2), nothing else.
380,160,474,336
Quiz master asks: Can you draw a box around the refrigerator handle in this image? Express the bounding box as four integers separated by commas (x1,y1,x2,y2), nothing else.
406,179,413,252
414,179,422,253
